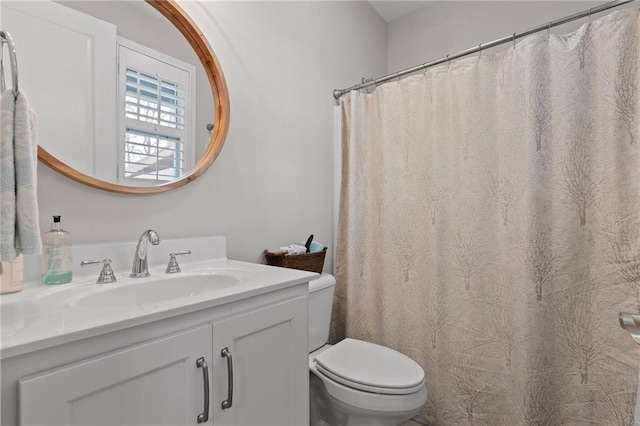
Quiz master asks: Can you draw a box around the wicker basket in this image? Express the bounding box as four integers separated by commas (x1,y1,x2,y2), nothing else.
263,248,327,273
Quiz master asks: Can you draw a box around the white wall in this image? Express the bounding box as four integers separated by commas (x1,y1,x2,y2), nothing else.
35,1,387,271
387,1,620,73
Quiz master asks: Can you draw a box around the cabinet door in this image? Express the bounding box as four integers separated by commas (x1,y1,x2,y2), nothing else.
211,296,308,426
19,325,212,426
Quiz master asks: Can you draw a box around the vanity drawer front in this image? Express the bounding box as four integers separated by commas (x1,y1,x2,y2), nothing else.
19,324,212,426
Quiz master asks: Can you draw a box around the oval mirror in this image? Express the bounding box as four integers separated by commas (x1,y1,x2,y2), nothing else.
2,0,229,194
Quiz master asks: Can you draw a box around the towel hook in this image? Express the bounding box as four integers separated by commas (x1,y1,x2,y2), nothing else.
0,30,18,97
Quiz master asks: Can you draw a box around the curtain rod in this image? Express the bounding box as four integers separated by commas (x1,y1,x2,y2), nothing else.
333,0,635,100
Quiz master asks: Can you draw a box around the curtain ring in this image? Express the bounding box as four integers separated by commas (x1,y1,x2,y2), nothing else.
478,43,482,58
359,77,366,91
447,54,450,68
547,21,552,37
589,7,592,23
396,71,401,82
513,33,516,49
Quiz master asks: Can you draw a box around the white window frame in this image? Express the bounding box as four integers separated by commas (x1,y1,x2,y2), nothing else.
117,37,196,185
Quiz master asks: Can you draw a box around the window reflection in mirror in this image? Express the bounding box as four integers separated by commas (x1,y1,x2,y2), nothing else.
119,39,195,185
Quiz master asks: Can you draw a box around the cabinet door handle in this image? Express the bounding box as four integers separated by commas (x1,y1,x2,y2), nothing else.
221,347,233,409
196,357,210,424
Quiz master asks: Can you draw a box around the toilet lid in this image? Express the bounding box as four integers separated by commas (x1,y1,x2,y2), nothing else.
313,338,425,395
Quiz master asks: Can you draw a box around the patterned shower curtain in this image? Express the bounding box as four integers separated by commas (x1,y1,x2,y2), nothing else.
332,8,640,425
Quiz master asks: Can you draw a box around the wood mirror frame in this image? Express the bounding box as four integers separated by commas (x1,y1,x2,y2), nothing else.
37,0,230,194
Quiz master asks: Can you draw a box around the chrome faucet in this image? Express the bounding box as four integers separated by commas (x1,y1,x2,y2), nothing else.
130,230,161,278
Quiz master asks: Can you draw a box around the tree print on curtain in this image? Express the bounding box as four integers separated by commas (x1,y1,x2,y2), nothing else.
558,123,603,226
551,277,604,385
482,150,522,227
450,224,485,292
597,361,637,425
332,8,640,425
514,352,571,425
479,277,518,368
611,28,638,145
601,204,640,311
521,210,558,303
529,51,552,153
423,172,450,226
575,23,594,70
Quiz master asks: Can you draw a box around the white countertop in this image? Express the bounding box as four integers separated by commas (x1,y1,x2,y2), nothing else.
0,237,318,359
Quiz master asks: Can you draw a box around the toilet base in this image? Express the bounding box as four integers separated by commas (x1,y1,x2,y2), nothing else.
329,393,422,426
310,373,343,426
309,372,422,426
342,415,406,426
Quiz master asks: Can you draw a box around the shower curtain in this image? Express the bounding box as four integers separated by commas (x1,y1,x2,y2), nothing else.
332,8,640,425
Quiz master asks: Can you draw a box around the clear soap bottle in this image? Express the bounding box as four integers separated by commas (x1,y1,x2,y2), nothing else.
41,215,73,285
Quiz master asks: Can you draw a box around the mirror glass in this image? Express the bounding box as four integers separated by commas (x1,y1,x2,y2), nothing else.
1,0,227,192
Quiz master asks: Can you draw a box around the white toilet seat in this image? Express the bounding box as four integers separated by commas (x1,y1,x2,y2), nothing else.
315,363,426,395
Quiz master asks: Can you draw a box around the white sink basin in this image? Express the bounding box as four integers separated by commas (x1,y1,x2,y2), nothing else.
76,274,239,308
33,273,240,309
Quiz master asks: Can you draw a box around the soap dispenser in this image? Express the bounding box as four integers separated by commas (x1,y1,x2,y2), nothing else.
41,215,73,285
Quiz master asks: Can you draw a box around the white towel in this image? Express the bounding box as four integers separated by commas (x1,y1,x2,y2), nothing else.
0,90,41,261
1,90,16,260
279,244,307,256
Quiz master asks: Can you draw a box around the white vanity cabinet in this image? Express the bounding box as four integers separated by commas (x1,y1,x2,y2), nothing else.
2,284,310,426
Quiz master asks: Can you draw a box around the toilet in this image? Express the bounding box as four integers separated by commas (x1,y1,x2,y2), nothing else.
308,274,427,426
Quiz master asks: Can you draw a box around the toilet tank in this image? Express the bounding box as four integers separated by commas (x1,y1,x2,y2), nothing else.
308,273,336,353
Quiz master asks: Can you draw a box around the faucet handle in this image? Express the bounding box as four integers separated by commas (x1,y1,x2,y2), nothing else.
166,251,191,274
81,259,117,284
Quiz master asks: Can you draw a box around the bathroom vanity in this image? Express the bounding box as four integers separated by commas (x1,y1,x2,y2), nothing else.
0,236,315,425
